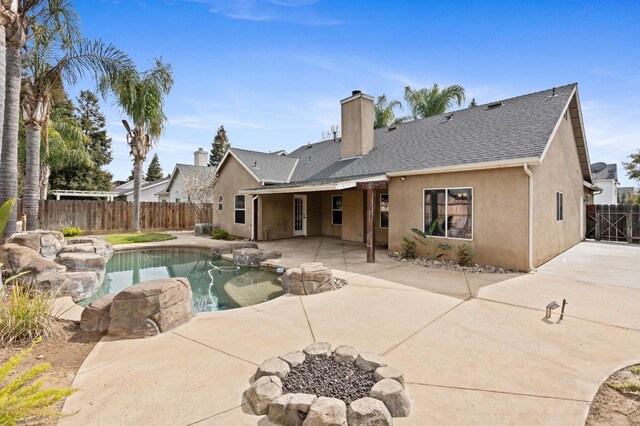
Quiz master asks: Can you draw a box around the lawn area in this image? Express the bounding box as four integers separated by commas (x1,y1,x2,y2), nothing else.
103,232,177,245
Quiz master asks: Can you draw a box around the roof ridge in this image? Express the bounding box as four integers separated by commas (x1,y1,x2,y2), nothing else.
232,147,292,157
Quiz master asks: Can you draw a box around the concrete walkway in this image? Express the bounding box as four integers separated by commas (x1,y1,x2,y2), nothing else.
59,241,640,425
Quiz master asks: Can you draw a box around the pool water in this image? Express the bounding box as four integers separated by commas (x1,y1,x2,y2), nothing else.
78,248,284,313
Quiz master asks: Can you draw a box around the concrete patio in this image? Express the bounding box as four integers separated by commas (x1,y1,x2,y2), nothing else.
59,240,640,425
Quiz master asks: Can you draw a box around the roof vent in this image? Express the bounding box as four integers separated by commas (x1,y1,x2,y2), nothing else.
387,126,397,132
308,156,312,163
486,102,503,110
549,87,558,97
307,142,312,149
444,113,453,121
352,90,361,96
253,161,259,169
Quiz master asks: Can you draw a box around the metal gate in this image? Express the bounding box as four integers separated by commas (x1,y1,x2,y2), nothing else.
586,204,640,243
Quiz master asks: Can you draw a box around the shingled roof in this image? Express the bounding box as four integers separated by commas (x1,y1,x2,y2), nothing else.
286,84,579,183
228,83,589,192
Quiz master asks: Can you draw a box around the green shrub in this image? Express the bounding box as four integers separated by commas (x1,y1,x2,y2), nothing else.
0,338,75,425
0,285,56,345
401,237,417,259
61,226,83,237
456,244,475,266
411,219,451,261
211,228,234,241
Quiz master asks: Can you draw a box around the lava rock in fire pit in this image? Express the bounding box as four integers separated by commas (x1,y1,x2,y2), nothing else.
282,355,375,405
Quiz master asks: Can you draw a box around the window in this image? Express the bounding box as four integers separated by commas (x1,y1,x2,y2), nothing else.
556,192,563,221
235,195,246,224
424,188,472,239
218,195,223,211
332,195,343,225
380,194,389,228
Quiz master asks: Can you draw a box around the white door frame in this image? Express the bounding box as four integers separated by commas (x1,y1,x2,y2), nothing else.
293,194,307,237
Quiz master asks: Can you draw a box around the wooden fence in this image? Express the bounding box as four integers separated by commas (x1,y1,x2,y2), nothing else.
16,200,213,233
586,204,640,243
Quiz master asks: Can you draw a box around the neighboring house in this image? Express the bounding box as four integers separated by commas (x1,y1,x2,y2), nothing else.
590,162,618,204
212,84,594,271
115,177,170,202
160,148,217,202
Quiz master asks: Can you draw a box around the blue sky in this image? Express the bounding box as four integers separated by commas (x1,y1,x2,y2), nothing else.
72,0,640,186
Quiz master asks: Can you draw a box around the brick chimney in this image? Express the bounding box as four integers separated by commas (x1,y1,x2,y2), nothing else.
340,90,374,159
194,148,208,167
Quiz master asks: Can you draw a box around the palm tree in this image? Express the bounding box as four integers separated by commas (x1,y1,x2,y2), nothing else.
20,18,133,230
0,0,18,168
403,83,466,119
0,0,77,240
374,95,405,129
102,59,174,232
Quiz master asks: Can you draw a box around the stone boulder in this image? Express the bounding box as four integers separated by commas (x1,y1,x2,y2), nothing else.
244,375,283,415
286,393,317,426
80,293,115,332
303,397,347,426
279,351,306,368
281,262,337,296
255,357,291,380
267,394,292,424
0,243,66,276
356,352,387,372
332,345,358,364
374,366,405,388
55,252,107,275
303,342,332,357
36,271,100,301
370,379,411,417
233,248,282,267
347,397,392,426
7,231,65,260
210,242,258,258
65,237,113,259
107,278,193,339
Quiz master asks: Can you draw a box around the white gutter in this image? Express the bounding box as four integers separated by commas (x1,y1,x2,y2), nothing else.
386,157,541,178
524,163,536,272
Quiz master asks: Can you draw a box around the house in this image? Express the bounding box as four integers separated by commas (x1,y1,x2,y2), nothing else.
159,148,217,202
590,162,619,204
212,84,594,271
115,178,170,202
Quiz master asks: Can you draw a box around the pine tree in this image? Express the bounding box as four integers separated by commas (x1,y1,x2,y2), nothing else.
48,90,114,194
209,125,229,168
145,154,164,181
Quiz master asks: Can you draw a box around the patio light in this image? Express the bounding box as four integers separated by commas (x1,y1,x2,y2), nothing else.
545,301,559,319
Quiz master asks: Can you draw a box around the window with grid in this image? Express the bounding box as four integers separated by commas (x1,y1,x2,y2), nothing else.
423,188,472,239
235,195,246,224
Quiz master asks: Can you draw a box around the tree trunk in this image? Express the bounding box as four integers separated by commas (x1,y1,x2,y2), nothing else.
0,25,7,168
0,40,21,241
24,122,41,231
40,164,50,200
133,156,142,232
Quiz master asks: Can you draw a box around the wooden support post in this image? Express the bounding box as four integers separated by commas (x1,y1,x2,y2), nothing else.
356,180,388,264
366,187,375,263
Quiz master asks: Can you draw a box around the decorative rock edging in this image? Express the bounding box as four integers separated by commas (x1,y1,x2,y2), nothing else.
387,251,521,274
281,263,347,296
244,342,410,425
233,248,282,267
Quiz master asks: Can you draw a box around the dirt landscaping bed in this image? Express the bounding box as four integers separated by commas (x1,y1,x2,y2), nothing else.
586,364,640,425
0,320,102,425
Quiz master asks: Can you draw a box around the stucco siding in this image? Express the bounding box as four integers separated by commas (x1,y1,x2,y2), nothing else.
388,168,529,271
532,112,584,266
258,194,293,240
212,156,258,238
593,179,617,204
342,190,365,242
321,191,343,238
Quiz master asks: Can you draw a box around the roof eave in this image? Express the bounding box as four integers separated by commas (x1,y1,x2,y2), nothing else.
385,157,541,177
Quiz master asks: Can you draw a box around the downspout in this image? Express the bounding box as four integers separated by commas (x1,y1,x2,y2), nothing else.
524,163,536,272
251,195,258,241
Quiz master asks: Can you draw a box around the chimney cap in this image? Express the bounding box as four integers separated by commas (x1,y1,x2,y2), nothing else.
352,90,362,96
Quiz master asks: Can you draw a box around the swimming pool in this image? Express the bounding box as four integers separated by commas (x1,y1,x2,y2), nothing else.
78,248,283,313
